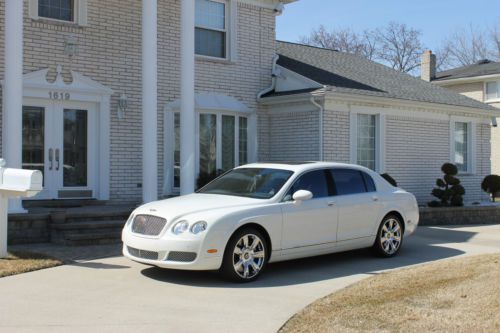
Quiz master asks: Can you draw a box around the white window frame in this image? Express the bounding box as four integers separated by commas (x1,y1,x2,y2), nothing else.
350,111,386,173
164,109,256,195
195,0,238,62
450,117,476,175
29,0,88,26
484,80,500,103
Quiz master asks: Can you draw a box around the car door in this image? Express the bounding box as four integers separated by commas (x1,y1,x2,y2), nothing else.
280,169,338,249
330,168,382,241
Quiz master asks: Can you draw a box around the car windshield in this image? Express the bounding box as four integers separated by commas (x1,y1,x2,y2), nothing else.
198,168,294,199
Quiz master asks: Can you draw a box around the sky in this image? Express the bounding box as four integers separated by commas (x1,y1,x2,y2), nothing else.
277,0,500,51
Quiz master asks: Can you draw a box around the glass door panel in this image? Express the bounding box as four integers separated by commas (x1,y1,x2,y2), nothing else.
22,106,45,184
63,109,88,187
221,115,235,171
199,114,217,176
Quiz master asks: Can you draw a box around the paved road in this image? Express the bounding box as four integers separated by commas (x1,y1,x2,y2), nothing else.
1,225,500,333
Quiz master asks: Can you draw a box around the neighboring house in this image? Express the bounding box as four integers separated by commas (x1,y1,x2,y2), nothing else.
424,55,500,175
259,42,499,203
0,1,497,213
0,0,292,213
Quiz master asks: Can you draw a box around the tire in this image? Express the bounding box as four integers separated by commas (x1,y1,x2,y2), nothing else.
220,227,268,283
372,214,404,258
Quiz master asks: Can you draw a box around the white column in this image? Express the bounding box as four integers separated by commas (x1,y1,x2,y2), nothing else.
180,0,196,195
142,0,158,203
3,0,26,213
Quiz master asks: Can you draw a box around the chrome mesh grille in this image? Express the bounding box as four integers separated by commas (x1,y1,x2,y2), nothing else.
167,251,197,262
131,214,167,236
127,246,159,260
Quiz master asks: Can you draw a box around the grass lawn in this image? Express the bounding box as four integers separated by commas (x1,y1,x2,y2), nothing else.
280,253,500,333
0,252,63,278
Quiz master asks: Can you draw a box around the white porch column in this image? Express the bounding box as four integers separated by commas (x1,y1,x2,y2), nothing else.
180,0,196,195
3,0,26,213
142,0,158,203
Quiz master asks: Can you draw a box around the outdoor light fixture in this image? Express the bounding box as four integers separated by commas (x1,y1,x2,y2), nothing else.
118,93,129,119
64,36,78,57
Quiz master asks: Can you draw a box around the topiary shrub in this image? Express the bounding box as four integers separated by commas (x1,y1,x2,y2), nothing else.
481,175,500,202
196,169,223,190
381,173,397,187
428,163,465,207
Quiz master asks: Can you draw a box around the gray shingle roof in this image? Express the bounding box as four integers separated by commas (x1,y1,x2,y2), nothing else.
434,60,500,81
272,41,497,112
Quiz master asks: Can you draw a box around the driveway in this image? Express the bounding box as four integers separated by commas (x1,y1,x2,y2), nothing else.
1,225,500,333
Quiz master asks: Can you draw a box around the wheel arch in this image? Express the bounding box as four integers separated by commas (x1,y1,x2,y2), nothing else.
383,210,406,233
228,223,273,260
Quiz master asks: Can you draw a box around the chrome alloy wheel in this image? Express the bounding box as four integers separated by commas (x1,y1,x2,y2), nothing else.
232,234,266,279
380,218,402,255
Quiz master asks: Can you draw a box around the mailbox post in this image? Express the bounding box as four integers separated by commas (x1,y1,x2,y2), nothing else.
0,159,43,258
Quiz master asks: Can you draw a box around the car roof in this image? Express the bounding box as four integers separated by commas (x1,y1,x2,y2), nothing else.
237,161,372,173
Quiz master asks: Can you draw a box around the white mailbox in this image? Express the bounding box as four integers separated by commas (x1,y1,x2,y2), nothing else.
0,159,43,258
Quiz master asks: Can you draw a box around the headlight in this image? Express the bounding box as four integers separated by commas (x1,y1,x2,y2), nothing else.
190,221,208,234
172,220,189,235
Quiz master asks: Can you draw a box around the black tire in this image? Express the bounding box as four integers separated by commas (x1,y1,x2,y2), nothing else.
372,214,404,258
219,227,269,283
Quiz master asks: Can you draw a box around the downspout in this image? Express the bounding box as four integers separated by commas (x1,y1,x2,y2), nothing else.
310,95,325,161
257,54,280,101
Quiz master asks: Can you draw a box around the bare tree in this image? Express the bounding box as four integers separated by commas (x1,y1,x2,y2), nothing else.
374,22,424,73
441,25,493,67
490,24,500,60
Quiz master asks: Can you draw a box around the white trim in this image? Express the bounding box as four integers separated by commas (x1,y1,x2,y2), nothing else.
29,0,88,26
13,67,113,200
433,73,500,86
349,110,385,173
450,117,476,175
484,80,500,103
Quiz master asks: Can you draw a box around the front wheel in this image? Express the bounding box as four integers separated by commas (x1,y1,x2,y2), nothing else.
373,215,404,257
220,228,268,282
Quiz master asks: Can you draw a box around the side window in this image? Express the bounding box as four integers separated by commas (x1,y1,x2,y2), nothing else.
285,170,330,200
361,172,376,192
330,168,367,195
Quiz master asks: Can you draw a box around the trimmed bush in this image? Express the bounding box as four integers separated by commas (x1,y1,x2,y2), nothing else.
481,175,500,202
428,163,465,207
381,173,397,187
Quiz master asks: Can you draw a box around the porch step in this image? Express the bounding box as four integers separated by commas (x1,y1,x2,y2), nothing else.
23,199,108,209
50,220,127,246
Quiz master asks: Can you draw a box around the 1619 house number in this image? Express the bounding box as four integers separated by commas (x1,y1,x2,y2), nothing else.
49,92,70,100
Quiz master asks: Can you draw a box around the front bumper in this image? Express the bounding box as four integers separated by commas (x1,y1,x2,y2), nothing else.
122,230,223,271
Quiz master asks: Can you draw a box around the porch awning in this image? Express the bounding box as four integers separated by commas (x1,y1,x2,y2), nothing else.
166,93,252,113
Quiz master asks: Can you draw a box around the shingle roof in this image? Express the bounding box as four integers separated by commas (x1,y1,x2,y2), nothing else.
434,60,500,81
271,41,497,112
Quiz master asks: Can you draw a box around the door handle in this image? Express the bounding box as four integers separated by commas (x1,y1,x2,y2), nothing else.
372,196,379,202
55,149,60,171
48,148,53,170
327,201,336,207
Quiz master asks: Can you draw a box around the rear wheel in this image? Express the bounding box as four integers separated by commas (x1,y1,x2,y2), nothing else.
373,215,403,257
220,227,268,282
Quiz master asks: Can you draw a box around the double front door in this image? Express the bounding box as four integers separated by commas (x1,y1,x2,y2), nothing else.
22,99,97,200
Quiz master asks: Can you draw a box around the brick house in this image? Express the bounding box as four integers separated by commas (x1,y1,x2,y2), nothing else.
424,55,500,175
1,0,498,215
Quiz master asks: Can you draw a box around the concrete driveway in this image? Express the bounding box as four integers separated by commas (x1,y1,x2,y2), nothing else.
1,225,500,333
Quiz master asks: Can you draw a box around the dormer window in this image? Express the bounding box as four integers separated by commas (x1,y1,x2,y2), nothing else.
39,0,74,22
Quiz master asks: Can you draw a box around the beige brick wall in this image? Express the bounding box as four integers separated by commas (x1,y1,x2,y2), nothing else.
0,0,276,203
445,82,484,102
322,108,350,163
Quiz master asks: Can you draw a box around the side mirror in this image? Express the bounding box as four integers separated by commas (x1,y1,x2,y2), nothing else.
292,190,313,204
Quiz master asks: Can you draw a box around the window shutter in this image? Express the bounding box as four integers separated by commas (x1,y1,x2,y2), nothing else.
28,0,39,20
78,0,88,26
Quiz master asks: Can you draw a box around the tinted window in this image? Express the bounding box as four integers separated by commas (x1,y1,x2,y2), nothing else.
286,170,330,200
330,169,367,195
362,172,376,192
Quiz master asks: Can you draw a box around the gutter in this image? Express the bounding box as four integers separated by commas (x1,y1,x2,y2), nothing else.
310,95,325,161
257,54,280,101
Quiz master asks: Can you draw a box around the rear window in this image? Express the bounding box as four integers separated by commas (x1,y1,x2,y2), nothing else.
330,168,367,195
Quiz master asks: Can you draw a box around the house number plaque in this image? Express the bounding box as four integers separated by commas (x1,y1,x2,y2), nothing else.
49,92,71,100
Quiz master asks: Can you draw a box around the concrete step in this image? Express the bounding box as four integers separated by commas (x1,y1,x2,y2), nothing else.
63,232,123,246
23,199,108,209
51,220,126,230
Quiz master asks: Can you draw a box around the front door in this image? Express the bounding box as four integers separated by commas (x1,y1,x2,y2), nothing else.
22,99,98,199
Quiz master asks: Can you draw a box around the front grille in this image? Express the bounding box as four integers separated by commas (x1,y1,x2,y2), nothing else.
127,246,159,260
167,251,197,262
131,214,167,236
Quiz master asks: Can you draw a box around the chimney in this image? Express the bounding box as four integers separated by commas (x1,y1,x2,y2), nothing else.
421,50,436,82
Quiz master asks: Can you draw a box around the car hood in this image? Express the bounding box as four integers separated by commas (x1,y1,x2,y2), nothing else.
134,193,266,221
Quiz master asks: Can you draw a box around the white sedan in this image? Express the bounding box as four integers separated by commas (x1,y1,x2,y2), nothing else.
122,162,419,282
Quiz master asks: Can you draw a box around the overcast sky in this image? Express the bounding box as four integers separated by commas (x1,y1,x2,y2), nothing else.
276,0,500,51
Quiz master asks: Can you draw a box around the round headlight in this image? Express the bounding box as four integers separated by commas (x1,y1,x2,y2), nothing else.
190,221,208,234
172,221,189,235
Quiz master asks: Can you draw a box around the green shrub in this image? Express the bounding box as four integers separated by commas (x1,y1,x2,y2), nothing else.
381,173,397,187
481,175,500,201
428,163,465,207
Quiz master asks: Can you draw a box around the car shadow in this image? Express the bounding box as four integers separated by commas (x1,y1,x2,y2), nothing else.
140,227,475,288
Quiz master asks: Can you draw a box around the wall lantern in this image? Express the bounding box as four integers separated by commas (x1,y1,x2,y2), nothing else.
118,93,129,119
